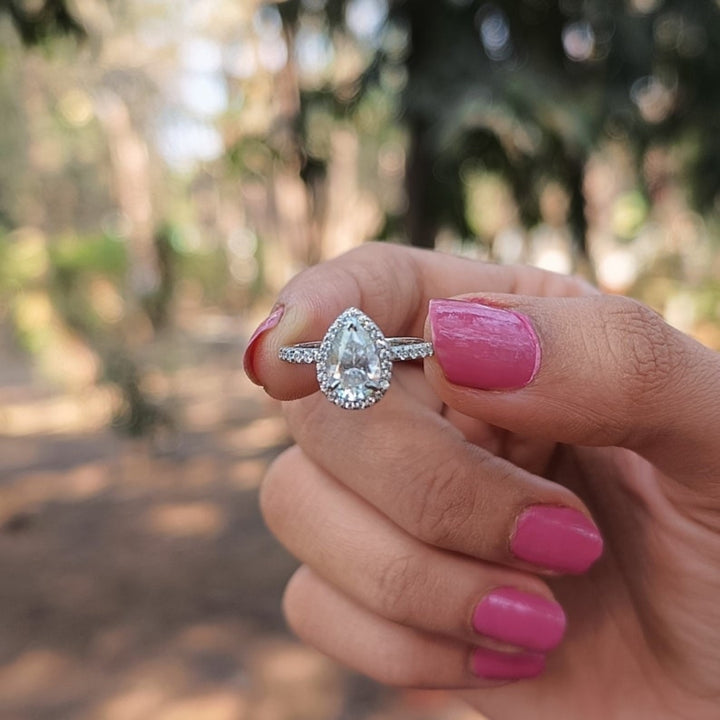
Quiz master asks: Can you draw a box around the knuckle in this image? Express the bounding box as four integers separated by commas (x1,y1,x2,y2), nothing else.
345,248,405,315
408,446,477,549
374,553,427,625
343,240,395,266
601,297,681,400
332,243,422,328
331,243,391,301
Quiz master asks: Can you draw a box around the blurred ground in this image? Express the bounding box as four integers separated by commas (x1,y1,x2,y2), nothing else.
2,3,720,717
0,318,479,720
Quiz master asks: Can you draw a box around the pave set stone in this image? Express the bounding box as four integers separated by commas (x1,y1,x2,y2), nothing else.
277,346,318,364
278,342,432,364
278,307,434,410
389,343,432,361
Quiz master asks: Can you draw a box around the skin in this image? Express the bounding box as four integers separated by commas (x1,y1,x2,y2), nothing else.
249,243,720,720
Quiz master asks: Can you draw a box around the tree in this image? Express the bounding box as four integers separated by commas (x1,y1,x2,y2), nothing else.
279,0,720,253
2,0,85,45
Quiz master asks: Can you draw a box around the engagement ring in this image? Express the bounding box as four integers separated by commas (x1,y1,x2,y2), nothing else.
279,307,434,410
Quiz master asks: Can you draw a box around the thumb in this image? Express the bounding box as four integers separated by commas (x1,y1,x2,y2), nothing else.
425,295,720,488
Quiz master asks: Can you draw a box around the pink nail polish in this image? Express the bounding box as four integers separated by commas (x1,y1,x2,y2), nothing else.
472,588,566,652
470,646,545,680
428,299,540,390
243,305,284,385
511,506,604,574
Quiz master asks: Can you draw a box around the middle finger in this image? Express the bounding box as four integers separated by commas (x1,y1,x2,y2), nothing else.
283,382,604,575
262,445,567,652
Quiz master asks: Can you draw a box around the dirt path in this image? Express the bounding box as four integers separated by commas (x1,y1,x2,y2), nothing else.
0,342,474,720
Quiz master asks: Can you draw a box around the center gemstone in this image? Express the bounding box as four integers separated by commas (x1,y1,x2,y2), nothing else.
317,308,392,409
326,320,382,402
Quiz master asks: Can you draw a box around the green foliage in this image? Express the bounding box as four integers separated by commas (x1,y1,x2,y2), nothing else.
50,233,127,278
2,0,86,46
281,0,720,248
47,235,126,341
226,137,280,180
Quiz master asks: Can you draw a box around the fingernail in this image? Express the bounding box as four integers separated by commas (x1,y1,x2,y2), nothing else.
428,299,540,390
472,588,566,652
511,506,604,574
470,646,545,680
243,304,284,385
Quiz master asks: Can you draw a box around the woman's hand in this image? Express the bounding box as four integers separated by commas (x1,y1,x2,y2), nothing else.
246,244,720,720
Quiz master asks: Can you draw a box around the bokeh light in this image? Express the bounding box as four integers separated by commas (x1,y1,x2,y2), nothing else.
2,1,720,718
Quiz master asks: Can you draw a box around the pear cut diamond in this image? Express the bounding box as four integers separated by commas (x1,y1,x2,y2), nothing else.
317,308,392,409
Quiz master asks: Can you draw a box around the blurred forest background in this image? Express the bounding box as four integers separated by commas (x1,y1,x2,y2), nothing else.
1,1,720,719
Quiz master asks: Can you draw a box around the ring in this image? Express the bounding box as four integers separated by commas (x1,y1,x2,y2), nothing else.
279,307,434,410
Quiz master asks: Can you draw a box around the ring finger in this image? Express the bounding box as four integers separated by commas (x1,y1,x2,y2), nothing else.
284,566,548,687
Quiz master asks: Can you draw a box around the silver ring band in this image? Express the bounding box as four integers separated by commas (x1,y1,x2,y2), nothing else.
278,307,433,410
279,337,434,364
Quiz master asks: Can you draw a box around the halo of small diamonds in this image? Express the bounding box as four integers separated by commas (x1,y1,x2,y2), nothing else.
316,307,393,410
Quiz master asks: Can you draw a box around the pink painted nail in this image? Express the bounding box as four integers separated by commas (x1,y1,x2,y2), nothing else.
472,588,566,652
470,646,546,680
428,298,540,390
511,506,604,574
243,305,284,385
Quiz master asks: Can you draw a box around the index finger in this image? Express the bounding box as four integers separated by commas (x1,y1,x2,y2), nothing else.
245,243,596,400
